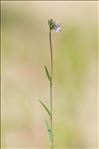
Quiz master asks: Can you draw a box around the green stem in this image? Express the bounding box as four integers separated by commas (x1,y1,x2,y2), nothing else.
49,30,54,149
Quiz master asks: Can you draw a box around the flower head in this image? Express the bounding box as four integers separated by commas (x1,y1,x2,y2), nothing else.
48,19,61,32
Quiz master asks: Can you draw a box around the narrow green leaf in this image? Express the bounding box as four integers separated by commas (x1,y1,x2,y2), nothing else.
48,129,53,146
45,119,50,131
39,100,51,117
45,66,51,82
45,120,53,146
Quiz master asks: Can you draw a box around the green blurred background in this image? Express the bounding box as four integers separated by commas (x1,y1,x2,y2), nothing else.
1,1,98,148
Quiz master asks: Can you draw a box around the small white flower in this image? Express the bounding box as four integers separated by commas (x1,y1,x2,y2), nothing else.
54,24,61,32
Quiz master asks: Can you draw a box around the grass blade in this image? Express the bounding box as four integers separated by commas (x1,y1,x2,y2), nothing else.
45,66,51,82
39,100,51,117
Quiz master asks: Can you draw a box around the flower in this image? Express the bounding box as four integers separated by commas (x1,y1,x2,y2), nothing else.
48,19,61,32
54,24,61,32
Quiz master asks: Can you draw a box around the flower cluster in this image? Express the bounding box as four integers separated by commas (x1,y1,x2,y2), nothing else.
48,19,61,32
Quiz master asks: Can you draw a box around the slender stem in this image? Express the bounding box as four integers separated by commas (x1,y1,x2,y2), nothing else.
49,30,54,149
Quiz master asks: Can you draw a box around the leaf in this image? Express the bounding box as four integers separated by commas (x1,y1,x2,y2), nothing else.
44,66,51,82
48,129,53,146
45,120,53,146
39,100,51,117
45,119,50,131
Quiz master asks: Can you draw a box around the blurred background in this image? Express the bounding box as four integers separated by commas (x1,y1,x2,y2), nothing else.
1,1,98,148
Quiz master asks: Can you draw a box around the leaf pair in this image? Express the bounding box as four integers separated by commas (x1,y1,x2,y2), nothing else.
39,66,53,147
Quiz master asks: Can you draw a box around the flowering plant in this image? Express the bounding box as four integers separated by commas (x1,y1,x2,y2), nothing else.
39,19,61,149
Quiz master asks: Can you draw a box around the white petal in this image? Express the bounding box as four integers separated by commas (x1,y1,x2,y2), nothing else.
55,27,61,32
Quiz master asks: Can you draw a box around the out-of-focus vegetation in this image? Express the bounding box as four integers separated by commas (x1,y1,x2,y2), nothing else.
1,1,98,148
